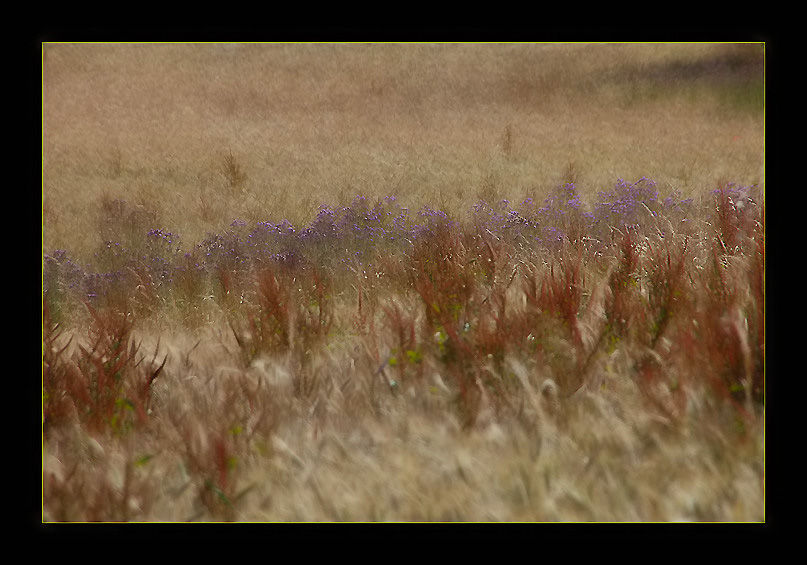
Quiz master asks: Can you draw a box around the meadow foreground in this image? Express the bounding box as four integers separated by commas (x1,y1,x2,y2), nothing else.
43,181,765,521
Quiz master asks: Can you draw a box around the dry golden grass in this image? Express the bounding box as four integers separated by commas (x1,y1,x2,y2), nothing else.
43,306,764,522
42,42,765,522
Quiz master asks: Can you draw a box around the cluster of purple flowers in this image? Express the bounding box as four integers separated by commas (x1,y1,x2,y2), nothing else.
143,229,181,282
43,249,86,300
470,179,698,250
42,179,749,310
297,196,419,245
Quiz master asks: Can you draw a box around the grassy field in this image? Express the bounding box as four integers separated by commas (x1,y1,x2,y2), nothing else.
42,42,765,522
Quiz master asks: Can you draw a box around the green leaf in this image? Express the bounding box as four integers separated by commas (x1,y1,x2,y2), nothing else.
135,454,154,467
406,349,422,364
205,479,234,507
116,397,135,410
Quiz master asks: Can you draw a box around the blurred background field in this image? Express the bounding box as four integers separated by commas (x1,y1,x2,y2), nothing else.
42,42,764,263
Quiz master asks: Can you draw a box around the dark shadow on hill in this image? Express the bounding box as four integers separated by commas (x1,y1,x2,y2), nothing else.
603,44,764,114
